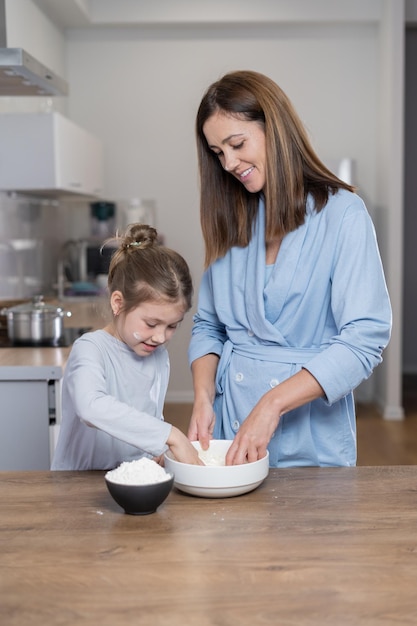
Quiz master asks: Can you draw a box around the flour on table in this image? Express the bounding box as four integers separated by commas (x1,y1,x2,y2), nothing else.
106,458,171,485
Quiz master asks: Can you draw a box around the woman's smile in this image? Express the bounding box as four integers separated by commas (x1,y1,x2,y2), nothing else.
203,111,266,193
239,166,255,181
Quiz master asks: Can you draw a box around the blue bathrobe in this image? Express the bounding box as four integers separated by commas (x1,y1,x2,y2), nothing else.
188,190,392,467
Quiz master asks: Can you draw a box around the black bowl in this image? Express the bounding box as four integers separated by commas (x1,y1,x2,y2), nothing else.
105,473,174,515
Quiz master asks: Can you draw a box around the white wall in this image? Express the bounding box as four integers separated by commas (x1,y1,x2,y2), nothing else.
64,20,379,401
373,0,404,418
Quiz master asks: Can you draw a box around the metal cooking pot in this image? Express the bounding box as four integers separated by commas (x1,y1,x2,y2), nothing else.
2,295,71,346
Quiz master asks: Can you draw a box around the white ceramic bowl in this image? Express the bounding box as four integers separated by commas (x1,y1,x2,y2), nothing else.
164,440,269,498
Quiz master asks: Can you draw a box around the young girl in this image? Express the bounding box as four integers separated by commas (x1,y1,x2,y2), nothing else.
52,223,202,470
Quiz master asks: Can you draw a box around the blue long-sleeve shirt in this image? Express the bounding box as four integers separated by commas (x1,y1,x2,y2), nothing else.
189,191,392,467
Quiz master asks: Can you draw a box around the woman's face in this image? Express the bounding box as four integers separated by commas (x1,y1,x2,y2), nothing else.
203,111,267,193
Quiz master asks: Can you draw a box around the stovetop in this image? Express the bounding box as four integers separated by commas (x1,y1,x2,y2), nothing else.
0,327,92,348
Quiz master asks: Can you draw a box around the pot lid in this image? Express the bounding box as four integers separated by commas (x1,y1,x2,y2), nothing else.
7,295,65,315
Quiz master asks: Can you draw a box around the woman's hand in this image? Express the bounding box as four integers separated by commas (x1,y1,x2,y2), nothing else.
188,353,219,450
167,426,205,465
188,399,216,451
226,368,325,465
225,394,279,465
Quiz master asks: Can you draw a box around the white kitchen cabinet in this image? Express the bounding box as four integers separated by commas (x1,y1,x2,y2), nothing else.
0,366,62,470
0,112,103,197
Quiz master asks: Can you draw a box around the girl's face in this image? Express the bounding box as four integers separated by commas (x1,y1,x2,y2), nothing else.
109,293,186,357
203,111,267,193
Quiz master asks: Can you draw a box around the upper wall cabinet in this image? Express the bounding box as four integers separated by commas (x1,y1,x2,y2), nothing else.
0,112,103,198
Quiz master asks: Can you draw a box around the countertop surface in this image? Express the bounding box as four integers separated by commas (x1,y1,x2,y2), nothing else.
1,466,417,625
0,299,108,372
0,344,71,369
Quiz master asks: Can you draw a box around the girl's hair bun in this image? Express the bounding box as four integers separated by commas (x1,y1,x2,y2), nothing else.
122,223,158,251
106,221,193,313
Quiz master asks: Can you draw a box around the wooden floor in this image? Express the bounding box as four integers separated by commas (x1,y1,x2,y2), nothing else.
164,375,417,466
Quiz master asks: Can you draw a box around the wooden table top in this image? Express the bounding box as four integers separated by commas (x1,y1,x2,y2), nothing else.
1,466,417,626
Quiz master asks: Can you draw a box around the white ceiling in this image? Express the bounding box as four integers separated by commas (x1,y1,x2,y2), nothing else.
33,0,417,31
32,0,92,29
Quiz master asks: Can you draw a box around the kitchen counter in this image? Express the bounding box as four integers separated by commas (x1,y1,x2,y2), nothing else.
0,344,71,369
1,466,417,625
0,299,108,370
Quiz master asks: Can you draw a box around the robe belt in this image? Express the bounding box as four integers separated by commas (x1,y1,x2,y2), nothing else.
215,340,322,394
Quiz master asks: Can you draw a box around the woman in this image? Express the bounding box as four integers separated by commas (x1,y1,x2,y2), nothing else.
188,70,391,467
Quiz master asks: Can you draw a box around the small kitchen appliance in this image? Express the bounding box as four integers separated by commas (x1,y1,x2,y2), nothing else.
90,201,116,238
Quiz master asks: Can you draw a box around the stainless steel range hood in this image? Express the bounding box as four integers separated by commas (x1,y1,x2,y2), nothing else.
0,0,68,96
0,47,68,96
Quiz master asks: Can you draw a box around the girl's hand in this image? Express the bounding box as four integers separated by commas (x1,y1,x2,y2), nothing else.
167,426,205,465
187,400,216,451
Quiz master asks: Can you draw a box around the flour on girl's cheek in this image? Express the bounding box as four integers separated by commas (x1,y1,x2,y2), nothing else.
133,332,143,341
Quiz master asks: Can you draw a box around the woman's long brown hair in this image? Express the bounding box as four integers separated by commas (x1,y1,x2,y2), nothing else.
196,70,355,267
